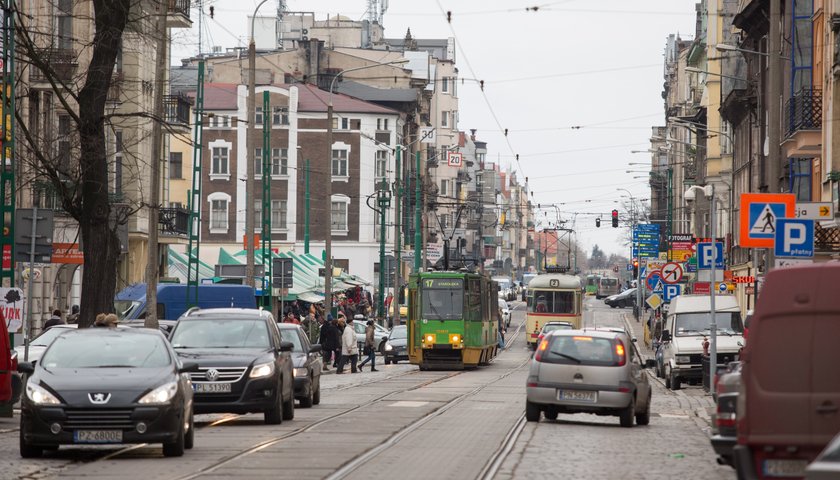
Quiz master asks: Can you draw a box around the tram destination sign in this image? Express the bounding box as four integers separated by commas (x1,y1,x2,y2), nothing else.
424,278,464,289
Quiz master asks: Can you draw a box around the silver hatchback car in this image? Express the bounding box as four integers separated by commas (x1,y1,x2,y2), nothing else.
525,329,655,427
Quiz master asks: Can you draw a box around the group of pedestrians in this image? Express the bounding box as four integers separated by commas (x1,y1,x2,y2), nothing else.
316,312,379,374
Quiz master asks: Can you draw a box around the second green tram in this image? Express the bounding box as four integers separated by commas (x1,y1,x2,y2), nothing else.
408,271,499,370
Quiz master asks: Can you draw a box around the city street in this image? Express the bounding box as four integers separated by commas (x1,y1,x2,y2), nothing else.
0,298,732,480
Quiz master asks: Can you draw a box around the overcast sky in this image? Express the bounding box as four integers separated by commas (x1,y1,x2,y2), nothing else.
171,0,700,259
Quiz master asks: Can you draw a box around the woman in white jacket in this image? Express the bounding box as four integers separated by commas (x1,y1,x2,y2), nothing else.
337,315,360,374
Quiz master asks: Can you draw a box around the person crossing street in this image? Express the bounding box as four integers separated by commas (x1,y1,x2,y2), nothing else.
358,319,378,372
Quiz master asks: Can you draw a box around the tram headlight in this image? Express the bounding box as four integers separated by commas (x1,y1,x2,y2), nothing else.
449,334,462,344
424,334,435,344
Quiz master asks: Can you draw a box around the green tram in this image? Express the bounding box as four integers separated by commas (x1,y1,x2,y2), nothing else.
584,274,600,296
408,271,499,370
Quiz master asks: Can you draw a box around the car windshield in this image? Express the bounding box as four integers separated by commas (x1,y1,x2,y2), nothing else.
30,327,72,347
279,328,304,352
390,326,407,339
40,333,170,369
170,318,271,348
114,300,141,321
542,335,620,366
674,312,744,336
530,290,575,314
421,288,464,320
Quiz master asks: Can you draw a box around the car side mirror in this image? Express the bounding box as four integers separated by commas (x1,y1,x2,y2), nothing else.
178,362,200,373
644,359,657,369
279,341,294,352
382,336,389,342
661,330,672,342
308,344,322,354
17,362,34,375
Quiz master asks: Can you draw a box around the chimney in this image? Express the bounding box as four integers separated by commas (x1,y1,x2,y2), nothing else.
470,129,476,141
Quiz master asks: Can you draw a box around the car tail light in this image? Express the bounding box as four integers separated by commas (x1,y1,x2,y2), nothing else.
615,340,626,366
534,338,549,362
716,412,736,428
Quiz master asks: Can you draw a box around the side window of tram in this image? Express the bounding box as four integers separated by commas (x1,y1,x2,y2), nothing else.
532,291,575,314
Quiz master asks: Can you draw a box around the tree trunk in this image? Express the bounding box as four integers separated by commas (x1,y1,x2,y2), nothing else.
75,0,132,327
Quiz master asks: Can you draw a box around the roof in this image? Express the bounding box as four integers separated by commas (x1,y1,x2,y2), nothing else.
197,83,400,115
528,274,582,289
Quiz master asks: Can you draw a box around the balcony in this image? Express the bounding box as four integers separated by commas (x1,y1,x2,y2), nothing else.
165,94,192,132
159,207,189,240
28,48,77,84
783,88,822,157
167,0,192,28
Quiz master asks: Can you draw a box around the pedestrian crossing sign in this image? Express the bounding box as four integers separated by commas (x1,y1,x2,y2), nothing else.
739,193,796,248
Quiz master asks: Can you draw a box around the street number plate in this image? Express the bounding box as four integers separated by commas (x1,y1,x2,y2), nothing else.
763,459,807,477
194,383,232,393
558,390,597,403
74,430,123,443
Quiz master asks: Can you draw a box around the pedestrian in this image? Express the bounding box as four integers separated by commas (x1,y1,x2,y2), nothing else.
67,305,80,324
358,319,379,372
43,309,65,329
302,309,319,344
336,314,359,374
318,314,337,371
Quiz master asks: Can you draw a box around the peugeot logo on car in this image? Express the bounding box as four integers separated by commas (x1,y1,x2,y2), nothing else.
88,393,111,404
205,369,220,381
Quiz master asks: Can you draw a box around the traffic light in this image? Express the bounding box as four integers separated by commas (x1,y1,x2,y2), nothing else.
595,217,601,228
611,209,619,228
632,259,639,278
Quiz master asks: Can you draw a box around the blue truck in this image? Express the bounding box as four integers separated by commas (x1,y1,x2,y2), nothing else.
115,283,257,321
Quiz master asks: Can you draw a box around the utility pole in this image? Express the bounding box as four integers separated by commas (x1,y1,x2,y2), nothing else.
766,0,782,271
414,151,422,272
260,91,272,310
304,159,310,254
144,2,168,329
393,145,402,326
376,179,391,319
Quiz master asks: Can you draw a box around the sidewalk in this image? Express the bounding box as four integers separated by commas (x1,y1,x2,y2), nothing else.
621,312,716,430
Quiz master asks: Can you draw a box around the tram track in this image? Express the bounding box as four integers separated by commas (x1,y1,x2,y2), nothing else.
475,413,527,480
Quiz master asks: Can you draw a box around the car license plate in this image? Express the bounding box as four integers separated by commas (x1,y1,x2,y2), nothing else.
74,430,123,444
194,382,232,393
763,459,807,477
558,390,597,403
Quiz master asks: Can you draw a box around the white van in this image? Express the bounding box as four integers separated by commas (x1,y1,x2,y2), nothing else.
660,294,744,390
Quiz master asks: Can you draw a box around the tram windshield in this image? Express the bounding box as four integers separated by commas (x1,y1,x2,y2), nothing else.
530,290,576,314
421,279,464,320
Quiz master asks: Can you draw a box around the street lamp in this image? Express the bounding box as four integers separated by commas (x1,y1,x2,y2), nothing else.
684,66,749,82
685,184,719,391
325,59,409,313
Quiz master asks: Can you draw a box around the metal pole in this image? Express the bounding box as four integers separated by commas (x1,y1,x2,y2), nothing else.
280,266,284,321
261,90,271,310
24,206,36,363
709,185,718,391
393,145,402,326
766,0,782,271
377,182,388,319
325,100,333,314
414,151,422,271
304,159,310,254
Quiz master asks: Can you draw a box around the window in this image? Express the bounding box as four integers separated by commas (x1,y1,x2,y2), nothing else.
272,107,289,126
332,117,350,130
440,179,448,197
331,197,349,233
375,150,388,180
222,116,229,127
441,77,449,93
441,111,449,128
255,107,263,126
789,158,812,201
212,146,229,175
255,148,264,177
531,290,576,314
57,0,73,51
211,116,219,127
272,148,288,176
169,152,183,179
332,149,348,177
113,130,122,196
272,200,287,229
58,114,72,175
254,200,263,229
209,194,229,232
377,118,389,131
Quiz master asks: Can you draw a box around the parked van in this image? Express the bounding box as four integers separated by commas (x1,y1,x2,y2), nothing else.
733,263,840,480
115,283,257,321
659,294,744,390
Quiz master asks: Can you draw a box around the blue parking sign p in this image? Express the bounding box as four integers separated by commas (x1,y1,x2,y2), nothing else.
663,284,681,302
774,218,814,258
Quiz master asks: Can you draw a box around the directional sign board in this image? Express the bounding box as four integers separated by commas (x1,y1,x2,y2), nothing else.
660,262,683,284
697,242,724,269
646,293,663,310
795,202,834,221
739,193,796,248
774,218,814,258
663,284,682,302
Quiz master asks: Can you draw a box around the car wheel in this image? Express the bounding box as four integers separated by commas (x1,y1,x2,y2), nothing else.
619,396,635,428
162,416,186,457
312,378,321,406
282,386,295,421
636,391,651,426
669,370,681,391
525,400,541,422
299,377,314,408
264,381,284,425
19,423,43,458
385,358,392,365
184,410,195,450
610,304,617,309
544,409,558,421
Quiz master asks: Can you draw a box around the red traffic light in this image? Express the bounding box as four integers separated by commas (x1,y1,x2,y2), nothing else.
611,209,619,228
611,209,618,218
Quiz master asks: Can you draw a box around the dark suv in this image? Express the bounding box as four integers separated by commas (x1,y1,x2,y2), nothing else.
169,308,295,424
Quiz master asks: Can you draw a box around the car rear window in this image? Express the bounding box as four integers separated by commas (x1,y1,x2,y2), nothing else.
542,324,572,334
171,318,271,349
541,335,621,366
